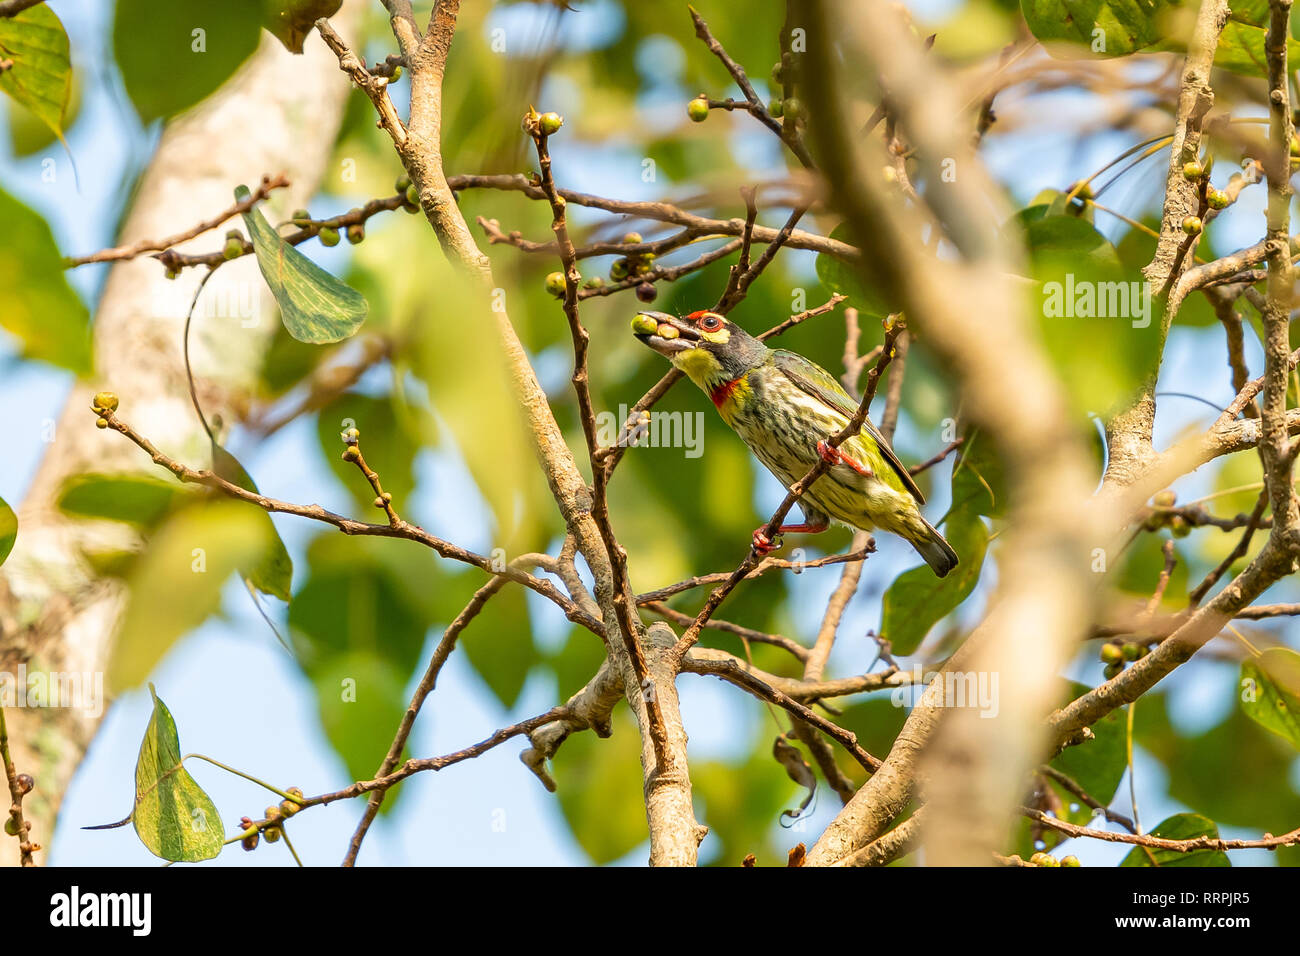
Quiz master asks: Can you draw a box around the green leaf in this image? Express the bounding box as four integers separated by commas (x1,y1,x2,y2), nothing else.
1020,0,1175,58
288,536,440,806
1212,4,1300,77
56,473,183,529
6,70,80,157
0,495,15,568
315,391,431,513
210,442,293,601
263,0,342,54
131,685,224,862
950,428,1006,518
0,186,92,374
880,508,988,655
553,709,647,864
0,3,72,142
237,185,368,343
112,0,262,123
459,583,538,709
1052,685,1128,804
1120,812,1231,867
815,224,897,318
1241,649,1300,750
1020,214,1162,417
306,651,409,788
111,502,271,689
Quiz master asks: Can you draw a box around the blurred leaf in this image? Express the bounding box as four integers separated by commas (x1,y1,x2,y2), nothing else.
262,0,341,54
211,442,293,601
1052,682,1129,803
1020,214,1162,416
315,391,430,513
111,502,270,689
407,261,537,548
306,650,409,787
112,0,262,123
131,686,224,862
0,186,91,373
258,322,329,396
881,508,987,655
1116,534,1187,611
236,183,368,343
1213,5,1300,77
56,473,183,528
459,582,538,709
694,745,798,866
0,495,15,568
0,3,71,143
1136,694,1300,830
288,535,440,806
1021,0,1174,58
553,708,646,864
951,428,1006,518
1120,813,1230,867
1241,649,1300,750
815,224,896,318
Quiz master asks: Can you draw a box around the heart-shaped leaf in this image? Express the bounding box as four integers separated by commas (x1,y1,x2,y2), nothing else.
211,442,293,601
132,685,224,862
0,3,72,143
237,185,368,344
1241,649,1300,750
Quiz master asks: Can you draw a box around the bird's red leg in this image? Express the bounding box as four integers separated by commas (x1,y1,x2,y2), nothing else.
817,439,873,477
751,519,829,554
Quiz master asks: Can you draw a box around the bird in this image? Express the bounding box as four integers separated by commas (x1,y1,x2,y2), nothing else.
631,309,958,577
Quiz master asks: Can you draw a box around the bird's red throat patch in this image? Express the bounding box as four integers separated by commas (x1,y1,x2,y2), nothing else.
709,374,746,410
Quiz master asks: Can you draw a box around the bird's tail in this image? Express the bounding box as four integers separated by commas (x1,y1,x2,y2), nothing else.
910,517,959,578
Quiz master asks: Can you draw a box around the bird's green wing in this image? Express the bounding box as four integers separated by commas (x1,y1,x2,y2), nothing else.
771,349,926,504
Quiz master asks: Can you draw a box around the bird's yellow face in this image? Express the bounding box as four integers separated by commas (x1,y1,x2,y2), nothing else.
632,310,735,390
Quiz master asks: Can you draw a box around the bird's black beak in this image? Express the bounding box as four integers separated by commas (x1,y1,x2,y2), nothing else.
631,311,701,357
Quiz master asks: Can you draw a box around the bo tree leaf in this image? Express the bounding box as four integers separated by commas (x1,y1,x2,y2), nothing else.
0,186,92,374
0,495,16,568
237,185,368,344
0,2,72,142
132,685,224,862
1120,812,1231,867
1241,649,1300,750
210,442,293,601
112,0,262,123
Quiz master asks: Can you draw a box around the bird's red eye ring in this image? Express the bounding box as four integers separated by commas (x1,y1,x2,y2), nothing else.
698,314,723,331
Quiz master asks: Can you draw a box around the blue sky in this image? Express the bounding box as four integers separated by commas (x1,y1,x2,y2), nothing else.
2,0,1295,866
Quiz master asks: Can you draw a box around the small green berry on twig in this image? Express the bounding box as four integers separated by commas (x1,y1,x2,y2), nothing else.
687,95,709,123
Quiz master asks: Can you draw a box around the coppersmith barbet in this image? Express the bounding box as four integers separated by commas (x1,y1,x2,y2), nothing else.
632,309,958,577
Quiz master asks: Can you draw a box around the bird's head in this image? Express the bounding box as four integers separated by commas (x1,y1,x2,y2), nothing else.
631,310,769,389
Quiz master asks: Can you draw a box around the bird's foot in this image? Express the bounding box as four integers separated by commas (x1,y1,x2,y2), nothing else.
751,527,781,555
817,440,873,477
